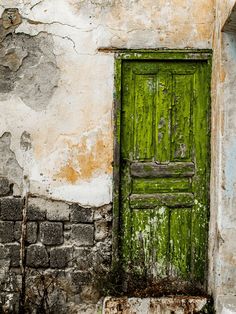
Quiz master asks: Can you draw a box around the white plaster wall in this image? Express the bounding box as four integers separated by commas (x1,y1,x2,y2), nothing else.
0,0,215,207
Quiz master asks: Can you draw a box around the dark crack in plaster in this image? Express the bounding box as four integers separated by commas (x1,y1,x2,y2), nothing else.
20,131,32,151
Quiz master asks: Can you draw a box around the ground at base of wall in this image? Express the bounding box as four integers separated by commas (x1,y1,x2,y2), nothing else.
103,296,211,314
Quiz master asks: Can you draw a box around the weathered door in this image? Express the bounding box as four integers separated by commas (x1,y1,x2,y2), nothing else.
120,57,211,292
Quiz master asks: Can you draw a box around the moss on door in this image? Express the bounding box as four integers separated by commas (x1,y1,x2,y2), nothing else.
115,51,211,295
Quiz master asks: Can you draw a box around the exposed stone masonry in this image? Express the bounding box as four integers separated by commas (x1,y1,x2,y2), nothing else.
0,186,112,313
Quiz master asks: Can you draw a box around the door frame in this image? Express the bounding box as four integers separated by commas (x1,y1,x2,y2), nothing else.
112,49,212,274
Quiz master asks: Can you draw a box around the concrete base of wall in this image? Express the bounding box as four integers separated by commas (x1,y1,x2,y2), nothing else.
217,296,236,314
103,296,208,314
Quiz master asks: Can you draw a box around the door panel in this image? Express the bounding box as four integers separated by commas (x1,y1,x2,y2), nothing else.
120,60,210,290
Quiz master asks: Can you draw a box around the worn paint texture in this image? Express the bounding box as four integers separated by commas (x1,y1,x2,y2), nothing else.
0,0,235,313
120,58,211,292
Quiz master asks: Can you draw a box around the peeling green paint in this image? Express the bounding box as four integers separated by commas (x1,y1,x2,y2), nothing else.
113,51,211,293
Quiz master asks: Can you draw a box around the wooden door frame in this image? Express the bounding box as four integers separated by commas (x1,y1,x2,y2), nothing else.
112,49,212,272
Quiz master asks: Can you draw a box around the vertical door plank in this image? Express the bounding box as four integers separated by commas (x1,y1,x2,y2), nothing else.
155,72,172,162
171,74,192,161
169,208,192,279
134,74,155,160
131,207,169,278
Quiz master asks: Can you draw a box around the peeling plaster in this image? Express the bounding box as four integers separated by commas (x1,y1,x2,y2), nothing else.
0,1,214,207
0,31,60,111
3,0,236,312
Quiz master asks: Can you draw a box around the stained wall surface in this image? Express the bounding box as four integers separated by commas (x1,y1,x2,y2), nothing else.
2,0,236,313
0,0,215,206
211,0,236,311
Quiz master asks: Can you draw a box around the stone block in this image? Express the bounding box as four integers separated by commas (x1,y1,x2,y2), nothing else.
93,240,112,265
94,204,112,221
26,244,49,268
0,292,20,313
70,271,91,293
14,222,21,241
0,198,23,220
14,222,38,243
5,243,20,267
39,222,63,245
95,220,109,241
50,246,73,268
27,198,46,221
70,204,93,223
74,248,93,270
46,200,70,221
0,244,9,259
0,222,14,243
71,224,94,246
0,177,10,196
26,222,38,244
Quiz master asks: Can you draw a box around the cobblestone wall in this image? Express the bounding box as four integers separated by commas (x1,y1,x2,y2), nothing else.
0,185,112,313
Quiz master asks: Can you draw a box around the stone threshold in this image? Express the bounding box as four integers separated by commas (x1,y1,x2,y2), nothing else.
217,295,236,314
103,296,208,314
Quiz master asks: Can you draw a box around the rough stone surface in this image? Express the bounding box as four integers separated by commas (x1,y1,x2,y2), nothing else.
0,197,23,221
5,243,20,267
14,222,21,241
74,248,93,271
27,198,46,221
95,220,109,241
0,177,11,196
50,246,73,268
0,244,9,260
70,271,92,293
0,292,20,314
70,204,93,223
26,244,49,268
46,200,70,221
71,224,94,246
103,297,208,314
40,222,63,245
0,133,23,195
26,222,38,244
94,204,112,222
0,221,14,243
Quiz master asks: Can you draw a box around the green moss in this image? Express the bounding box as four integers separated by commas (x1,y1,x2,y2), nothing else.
113,50,212,293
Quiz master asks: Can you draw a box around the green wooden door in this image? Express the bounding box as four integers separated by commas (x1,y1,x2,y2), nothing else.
120,59,211,292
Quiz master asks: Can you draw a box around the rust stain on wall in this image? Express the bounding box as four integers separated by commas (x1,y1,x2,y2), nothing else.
220,68,226,82
56,162,79,184
55,130,112,183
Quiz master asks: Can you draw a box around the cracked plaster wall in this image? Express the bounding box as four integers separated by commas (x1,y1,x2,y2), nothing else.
3,0,236,312
210,0,236,309
0,0,215,207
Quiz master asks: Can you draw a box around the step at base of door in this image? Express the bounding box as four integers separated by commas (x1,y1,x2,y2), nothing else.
217,295,236,314
103,296,208,314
